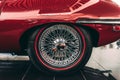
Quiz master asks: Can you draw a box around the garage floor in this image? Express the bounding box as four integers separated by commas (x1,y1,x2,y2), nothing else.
0,61,116,80
87,43,120,80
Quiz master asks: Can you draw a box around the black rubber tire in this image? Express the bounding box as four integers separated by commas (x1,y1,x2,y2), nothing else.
27,24,92,75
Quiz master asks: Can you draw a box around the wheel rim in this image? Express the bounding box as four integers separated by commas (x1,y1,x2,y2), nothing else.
37,24,83,69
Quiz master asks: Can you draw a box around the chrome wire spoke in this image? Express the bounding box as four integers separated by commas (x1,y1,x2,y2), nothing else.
38,24,83,67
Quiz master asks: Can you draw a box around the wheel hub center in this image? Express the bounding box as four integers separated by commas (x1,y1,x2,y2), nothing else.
53,38,66,51
57,43,66,50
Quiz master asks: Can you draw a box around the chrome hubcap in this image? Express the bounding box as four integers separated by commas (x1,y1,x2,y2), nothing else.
38,24,83,68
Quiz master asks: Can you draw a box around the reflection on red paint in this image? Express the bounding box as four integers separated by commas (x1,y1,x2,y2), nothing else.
0,0,120,51
113,25,120,31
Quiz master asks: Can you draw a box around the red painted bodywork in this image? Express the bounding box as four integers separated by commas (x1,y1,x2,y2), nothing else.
0,0,120,52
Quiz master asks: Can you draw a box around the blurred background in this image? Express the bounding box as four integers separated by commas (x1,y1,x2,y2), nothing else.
87,40,120,80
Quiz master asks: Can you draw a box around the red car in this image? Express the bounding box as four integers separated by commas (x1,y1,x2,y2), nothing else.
0,0,120,74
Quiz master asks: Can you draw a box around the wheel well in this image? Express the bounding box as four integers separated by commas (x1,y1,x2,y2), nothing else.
19,24,44,52
20,23,53,52
76,24,99,47
20,23,69,51
20,23,99,52
20,27,37,51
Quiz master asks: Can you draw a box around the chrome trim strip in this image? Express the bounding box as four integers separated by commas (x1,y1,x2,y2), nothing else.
76,19,120,24
0,53,29,61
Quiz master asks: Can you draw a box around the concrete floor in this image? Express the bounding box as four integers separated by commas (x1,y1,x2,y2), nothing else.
86,43,120,80
0,41,119,79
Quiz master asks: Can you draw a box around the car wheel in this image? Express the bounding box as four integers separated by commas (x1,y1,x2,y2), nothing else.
27,24,92,74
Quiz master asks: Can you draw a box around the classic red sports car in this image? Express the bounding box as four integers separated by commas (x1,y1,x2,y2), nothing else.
0,0,120,74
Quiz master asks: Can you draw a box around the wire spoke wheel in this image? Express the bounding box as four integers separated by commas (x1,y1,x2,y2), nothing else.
28,24,92,74
38,24,83,68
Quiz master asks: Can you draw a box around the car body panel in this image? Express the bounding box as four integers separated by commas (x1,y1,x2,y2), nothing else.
0,0,120,52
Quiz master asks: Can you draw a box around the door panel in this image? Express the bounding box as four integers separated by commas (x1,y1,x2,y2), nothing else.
40,0,78,13
2,0,41,12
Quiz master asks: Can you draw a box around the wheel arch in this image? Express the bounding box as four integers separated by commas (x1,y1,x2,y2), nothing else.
19,24,44,51
19,22,64,51
20,22,99,52
75,24,99,47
